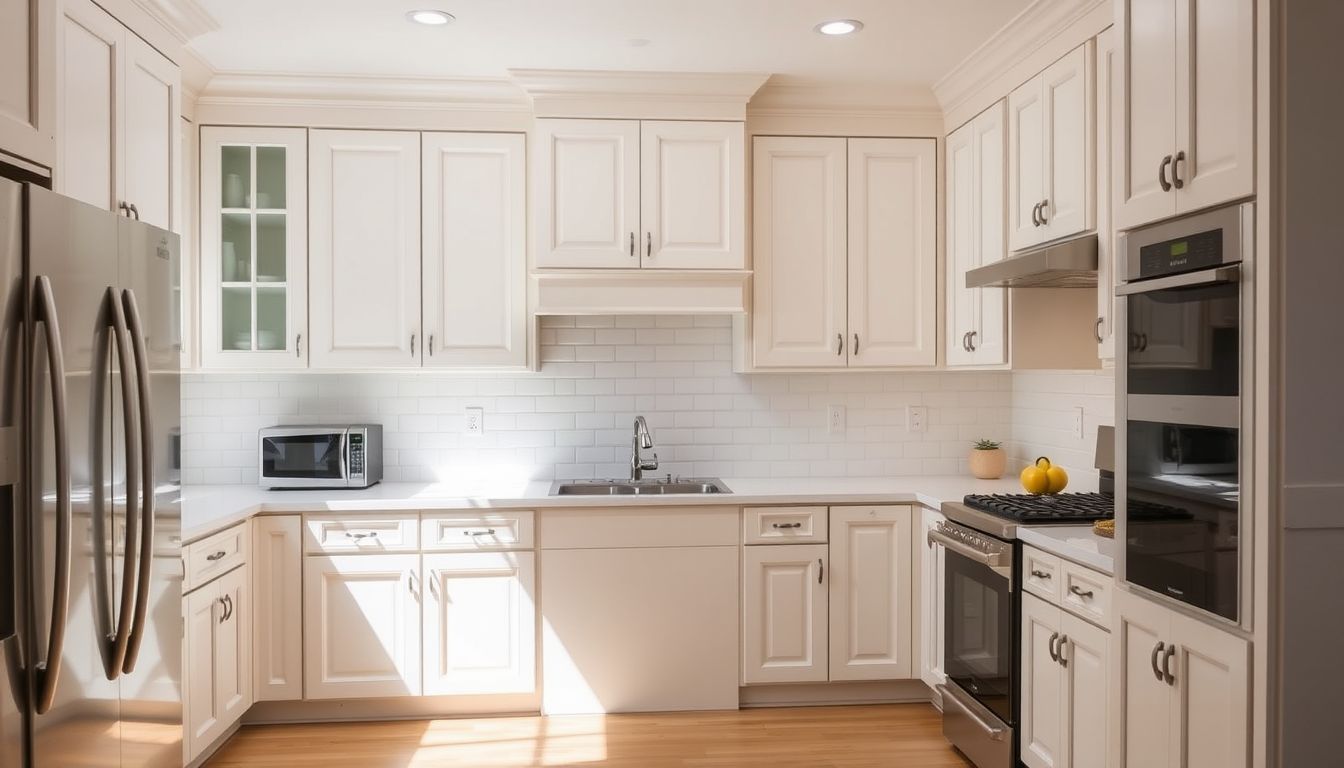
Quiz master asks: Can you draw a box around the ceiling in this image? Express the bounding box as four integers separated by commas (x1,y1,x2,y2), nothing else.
188,0,1034,95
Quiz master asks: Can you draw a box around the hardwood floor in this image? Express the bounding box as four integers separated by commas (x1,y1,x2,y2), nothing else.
206,703,971,768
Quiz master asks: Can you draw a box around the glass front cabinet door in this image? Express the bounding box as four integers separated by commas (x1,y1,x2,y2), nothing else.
200,126,308,368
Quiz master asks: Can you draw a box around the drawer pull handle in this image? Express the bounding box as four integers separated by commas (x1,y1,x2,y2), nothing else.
1069,585,1095,600
464,529,497,537
345,531,380,540
1030,569,1051,579
205,551,227,562
772,522,803,529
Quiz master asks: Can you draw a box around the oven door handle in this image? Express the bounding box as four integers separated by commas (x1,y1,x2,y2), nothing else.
938,683,1008,741
927,528,1012,581
1116,264,1239,296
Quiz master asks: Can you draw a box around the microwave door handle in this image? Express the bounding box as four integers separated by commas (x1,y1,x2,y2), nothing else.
1116,264,1240,296
339,431,349,485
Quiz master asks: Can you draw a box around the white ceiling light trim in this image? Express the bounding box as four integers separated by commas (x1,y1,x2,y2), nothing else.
815,19,864,36
407,9,454,25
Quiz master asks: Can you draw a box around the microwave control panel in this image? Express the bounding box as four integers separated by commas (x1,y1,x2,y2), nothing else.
348,433,365,477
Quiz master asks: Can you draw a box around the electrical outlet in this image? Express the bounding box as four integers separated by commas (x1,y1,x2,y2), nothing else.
908,405,928,433
1072,406,1085,440
827,404,846,434
464,407,484,436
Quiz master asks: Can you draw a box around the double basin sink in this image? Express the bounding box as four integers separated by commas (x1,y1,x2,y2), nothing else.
550,477,732,496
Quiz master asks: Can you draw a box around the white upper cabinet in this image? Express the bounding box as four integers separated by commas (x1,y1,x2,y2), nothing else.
1009,42,1095,251
57,0,180,231
0,0,55,167
534,118,642,268
846,139,937,367
1096,28,1119,360
421,132,526,368
309,129,422,369
751,136,848,368
534,117,744,270
1116,0,1253,230
742,543,829,684
200,126,308,369
828,506,913,681
946,101,1008,367
640,120,744,269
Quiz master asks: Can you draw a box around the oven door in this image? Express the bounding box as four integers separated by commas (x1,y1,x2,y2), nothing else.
259,429,347,487
940,531,1014,727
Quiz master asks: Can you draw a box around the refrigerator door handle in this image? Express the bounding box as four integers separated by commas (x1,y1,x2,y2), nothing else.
32,275,72,715
120,289,155,673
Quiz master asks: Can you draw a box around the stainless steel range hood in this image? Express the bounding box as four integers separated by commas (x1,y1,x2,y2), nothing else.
966,233,1098,288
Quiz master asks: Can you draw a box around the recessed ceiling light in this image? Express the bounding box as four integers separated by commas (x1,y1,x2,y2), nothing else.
815,19,863,36
407,9,454,26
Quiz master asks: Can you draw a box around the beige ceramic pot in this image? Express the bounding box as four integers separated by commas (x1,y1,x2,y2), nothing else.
969,448,1007,479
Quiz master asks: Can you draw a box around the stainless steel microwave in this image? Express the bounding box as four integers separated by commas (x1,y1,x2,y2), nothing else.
259,425,383,489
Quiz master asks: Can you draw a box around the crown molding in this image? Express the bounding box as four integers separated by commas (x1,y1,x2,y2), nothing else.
933,0,1109,119
128,0,219,44
195,72,532,112
509,69,770,120
748,76,942,122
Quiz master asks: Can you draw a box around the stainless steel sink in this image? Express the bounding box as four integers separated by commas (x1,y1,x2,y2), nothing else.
550,477,732,496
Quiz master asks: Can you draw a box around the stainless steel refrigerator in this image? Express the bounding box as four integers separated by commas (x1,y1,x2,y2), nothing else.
0,176,182,767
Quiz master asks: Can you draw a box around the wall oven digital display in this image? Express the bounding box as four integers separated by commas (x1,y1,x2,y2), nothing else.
1138,228,1223,277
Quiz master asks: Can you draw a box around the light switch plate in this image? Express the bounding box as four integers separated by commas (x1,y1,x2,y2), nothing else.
464,407,484,436
1072,407,1085,440
827,404,846,434
908,406,928,433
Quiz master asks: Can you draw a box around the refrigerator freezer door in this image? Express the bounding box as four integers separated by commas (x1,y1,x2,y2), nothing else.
1,176,27,768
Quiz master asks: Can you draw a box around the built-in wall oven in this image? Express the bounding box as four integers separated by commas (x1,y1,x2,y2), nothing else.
1118,202,1251,623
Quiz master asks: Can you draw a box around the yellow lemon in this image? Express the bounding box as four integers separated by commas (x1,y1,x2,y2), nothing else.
1020,464,1050,495
1046,465,1069,494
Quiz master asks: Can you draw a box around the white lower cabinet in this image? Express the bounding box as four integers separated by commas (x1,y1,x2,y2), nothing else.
1115,588,1250,768
742,543,829,684
918,508,947,691
184,564,251,763
252,516,303,701
422,551,536,696
1021,594,1109,768
303,553,422,699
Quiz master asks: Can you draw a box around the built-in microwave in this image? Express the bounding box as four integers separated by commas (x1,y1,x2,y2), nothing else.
259,425,383,489
1117,202,1251,623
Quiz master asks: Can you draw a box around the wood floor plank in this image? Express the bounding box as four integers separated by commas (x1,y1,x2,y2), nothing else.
206,704,971,767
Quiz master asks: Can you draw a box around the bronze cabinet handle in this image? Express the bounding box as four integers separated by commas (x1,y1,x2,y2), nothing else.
1151,641,1166,681
853,333,859,356
1038,199,1048,224
1172,151,1186,189
836,333,843,355
1069,584,1095,600
1048,631,1059,662
1159,155,1174,192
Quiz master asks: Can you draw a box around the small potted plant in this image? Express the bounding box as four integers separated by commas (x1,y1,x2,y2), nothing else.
969,439,1007,479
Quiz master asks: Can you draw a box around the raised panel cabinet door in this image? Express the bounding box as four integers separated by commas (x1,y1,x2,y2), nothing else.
1008,74,1046,251
828,506,913,681
214,565,252,728
1061,611,1110,768
1173,0,1254,214
1171,612,1250,768
970,102,1008,366
1021,594,1064,768
0,0,55,166
918,508,946,690
1116,589,1172,768
1040,43,1095,243
184,588,220,761
945,120,979,368
846,138,937,367
742,543,828,684
639,120,744,269
1116,0,1179,230
751,136,847,368
534,118,640,268
121,33,179,232
1096,28,1119,361
421,132,526,368
252,515,302,701
303,553,422,699
422,551,536,696
309,129,421,368
55,0,121,212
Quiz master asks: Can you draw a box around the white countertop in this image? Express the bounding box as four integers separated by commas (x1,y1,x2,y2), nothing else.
181,475,1030,543
1016,524,1118,574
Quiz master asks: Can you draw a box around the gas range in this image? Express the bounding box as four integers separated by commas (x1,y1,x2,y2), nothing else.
943,492,1115,539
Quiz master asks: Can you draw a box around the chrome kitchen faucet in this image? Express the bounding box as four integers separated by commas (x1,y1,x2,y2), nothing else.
630,415,659,481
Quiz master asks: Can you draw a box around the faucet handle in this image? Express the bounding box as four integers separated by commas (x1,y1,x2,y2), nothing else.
639,452,660,471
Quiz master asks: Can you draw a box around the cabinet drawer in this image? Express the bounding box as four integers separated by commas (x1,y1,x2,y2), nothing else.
185,522,248,593
1022,546,1062,603
1060,559,1112,627
743,506,828,545
304,515,419,553
421,511,534,551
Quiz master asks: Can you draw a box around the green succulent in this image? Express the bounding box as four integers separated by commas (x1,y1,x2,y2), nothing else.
973,439,1003,451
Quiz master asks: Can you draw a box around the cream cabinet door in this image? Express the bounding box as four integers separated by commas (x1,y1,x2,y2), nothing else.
121,33,179,232
534,118,640,268
1170,610,1250,768
918,508,946,690
304,553,422,699
1096,28,1119,361
1115,0,1179,229
214,565,252,729
639,120,744,269
742,543,828,684
1021,594,1064,768
309,129,421,368
1172,0,1254,215
0,0,55,167
422,551,536,696
55,0,121,212
751,136,847,368
1116,589,1172,768
252,516,302,701
1062,611,1110,768
947,102,1008,368
846,139,937,367
1008,73,1046,251
184,585,221,759
421,132,526,368
1040,43,1094,244
828,506,912,681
